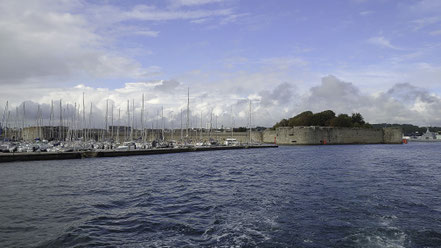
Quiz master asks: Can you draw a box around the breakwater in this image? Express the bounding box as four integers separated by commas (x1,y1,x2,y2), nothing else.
0,145,277,163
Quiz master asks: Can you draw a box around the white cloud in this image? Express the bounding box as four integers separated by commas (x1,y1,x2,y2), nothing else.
367,36,400,49
334,61,441,95
103,25,160,38
221,56,308,70
301,76,441,126
190,18,209,24
123,5,233,21
0,0,247,92
0,0,242,87
0,0,161,86
430,29,441,35
1,1,441,129
259,57,308,69
81,1,241,29
2,75,441,128
170,0,224,7
408,0,441,14
219,13,249,25
359,10,373,16
410,16,441,30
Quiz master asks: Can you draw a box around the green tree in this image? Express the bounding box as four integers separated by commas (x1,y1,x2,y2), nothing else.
330,114,353,127
289,111,313,126
351,113,365,125
273,110,372,129
273,118,289,128
311,110,336,126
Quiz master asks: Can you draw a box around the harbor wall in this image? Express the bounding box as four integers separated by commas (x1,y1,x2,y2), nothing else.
10,125,403,145
262,127,403,145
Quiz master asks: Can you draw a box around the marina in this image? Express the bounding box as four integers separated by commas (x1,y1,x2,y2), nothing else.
1,90,279,163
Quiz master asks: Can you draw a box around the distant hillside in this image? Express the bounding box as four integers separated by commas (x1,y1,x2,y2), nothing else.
372,123,441,136
273,110,372,129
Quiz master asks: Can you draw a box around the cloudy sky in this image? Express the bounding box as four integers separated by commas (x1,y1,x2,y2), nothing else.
1,0,441,128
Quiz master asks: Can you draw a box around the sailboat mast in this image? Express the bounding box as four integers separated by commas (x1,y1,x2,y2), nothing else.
59,99,62,140
22,101,26,131
15,107,19,140
156,109,159,140
82,92,85,139
111,102,114,141
2,101,8,140
105,99,108,141
180,109,183,141
126,100,130,141
200,111,202,141
146,109,149,143
73,102,77,140
67,106,70,139
132,99,135,140
117,107,120,143
141,94,144,142
186,87,189,137
170,111,174,140
161,106,165,141
66,104,70,141
249,100,252,143
209,109,212,139
6,110,10,140
36,104,40,139
89,102,92,141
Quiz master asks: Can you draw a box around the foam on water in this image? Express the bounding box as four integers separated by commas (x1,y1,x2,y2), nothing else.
338,227,407,248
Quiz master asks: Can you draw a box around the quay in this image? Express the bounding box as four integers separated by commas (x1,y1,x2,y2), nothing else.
0,145,278,163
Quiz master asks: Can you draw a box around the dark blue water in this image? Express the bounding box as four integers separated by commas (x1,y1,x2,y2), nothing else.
1,143,441,247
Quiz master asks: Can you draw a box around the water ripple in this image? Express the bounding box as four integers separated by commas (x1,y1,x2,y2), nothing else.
0,144,441,247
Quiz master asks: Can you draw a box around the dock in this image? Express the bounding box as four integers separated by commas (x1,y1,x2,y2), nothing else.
0,145,278,163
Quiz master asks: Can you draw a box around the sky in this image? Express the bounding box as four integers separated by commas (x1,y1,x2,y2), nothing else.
1,0,441,128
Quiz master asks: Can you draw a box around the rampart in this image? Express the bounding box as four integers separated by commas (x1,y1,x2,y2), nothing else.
263,127,403,145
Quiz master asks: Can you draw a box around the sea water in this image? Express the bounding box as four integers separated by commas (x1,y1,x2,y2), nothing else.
1,143,440,247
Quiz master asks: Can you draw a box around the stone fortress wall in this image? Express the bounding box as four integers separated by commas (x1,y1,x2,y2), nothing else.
263,127,403,145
